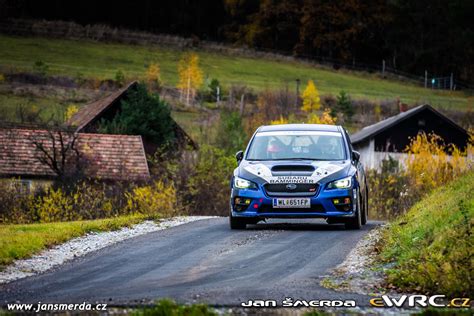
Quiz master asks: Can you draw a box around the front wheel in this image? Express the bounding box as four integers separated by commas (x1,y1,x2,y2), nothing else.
229,214,247,229
345,191,362,230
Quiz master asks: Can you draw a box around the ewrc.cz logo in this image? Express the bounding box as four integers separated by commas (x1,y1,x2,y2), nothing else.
369,295,471,308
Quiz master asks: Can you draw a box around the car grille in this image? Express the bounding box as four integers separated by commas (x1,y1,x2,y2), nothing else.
264,183,319,197
258,204,325,214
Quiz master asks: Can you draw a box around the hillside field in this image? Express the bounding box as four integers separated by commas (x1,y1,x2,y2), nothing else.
0,35,472,111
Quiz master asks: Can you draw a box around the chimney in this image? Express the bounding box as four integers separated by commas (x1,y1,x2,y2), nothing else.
397,97,408,112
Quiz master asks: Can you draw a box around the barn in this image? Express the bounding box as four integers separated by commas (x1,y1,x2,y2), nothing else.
68,81,197,155
350,104,470,170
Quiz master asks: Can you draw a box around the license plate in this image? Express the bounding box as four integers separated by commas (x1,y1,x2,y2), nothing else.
272,198,311,208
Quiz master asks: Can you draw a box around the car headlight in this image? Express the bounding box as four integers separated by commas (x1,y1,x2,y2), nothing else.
327,176,352,189
234,176,257,189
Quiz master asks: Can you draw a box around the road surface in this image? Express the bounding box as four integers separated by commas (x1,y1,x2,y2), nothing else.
0,218,380,307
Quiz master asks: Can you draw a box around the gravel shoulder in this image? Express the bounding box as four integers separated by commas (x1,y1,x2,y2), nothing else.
0,216,216,284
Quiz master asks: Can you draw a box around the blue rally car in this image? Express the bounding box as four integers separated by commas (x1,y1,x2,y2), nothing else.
230,124,368,230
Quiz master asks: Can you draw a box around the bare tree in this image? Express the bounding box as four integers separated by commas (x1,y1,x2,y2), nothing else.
30,127,83,181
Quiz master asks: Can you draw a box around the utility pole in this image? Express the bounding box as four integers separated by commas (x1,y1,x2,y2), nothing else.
240,94,245,116
295,78,300,107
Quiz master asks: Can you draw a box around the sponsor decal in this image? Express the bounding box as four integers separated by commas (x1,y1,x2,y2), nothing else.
369,295,471,308
244,162,344,184
268,176,314,184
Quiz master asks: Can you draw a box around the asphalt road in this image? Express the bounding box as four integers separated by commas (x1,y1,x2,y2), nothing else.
0,218,380,307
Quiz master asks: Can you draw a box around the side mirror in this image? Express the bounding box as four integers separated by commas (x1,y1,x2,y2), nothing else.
235,150,244,163
352,151,360,162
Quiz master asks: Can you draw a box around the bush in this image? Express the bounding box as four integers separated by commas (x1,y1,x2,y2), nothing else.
33,60,49,77
133,299,217,316
35,187,75,222
333,90,354,122
215,109,246,154
126,181,177,217
368,157,411,219
204,78,221,102
404,133,470,193
146,62,162,89
369,132,473,219
186,145,236,215
114,70,125,87
0,179,178,224
0,180,37,223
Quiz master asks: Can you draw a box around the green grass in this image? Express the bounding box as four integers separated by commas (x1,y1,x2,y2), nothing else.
0,35,472,111
132,299,217,316
379,171,474,296
0,214,153,269
0,92,75,122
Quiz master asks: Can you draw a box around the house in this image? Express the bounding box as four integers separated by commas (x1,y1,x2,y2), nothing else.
68,81,197,155
0,127,150,191
350,104,470,170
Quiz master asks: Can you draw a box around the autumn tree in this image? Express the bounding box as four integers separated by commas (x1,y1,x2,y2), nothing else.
146,62,162,89
177,53,203,106
301,80,321,112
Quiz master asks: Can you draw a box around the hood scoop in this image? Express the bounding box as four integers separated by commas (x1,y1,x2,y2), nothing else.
271,165,315,176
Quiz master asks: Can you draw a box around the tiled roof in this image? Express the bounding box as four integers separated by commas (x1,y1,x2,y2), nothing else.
68,81,138,131
0,128,150,181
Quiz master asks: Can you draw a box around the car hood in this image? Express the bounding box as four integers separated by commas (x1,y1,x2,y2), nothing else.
236,159,353,186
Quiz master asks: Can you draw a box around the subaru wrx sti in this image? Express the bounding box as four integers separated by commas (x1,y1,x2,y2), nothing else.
230,124,368,229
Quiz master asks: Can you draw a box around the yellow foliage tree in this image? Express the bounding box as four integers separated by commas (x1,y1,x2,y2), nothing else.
404,133,471,193
65,105,79,121
270,115,289,125
301,80,321,112
306,108,336,125
126,181,177,217
177,53,203,106
270,109,335,125
146,62,162,88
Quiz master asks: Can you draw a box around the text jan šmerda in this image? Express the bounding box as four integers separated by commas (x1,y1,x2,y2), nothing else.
241,298,356,308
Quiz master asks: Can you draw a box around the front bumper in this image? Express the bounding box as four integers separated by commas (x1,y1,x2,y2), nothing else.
231,185,357,219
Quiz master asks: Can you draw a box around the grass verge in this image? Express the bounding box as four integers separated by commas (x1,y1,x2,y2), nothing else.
132,299,217,316
0,35,472,110
379,171,473,297
0,214,155,269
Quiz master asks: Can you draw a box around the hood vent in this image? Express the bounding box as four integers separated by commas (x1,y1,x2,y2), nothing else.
271,165,315,172
271,165,315,176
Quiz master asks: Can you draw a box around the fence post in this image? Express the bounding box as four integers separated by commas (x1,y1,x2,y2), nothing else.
450,73,453,90
424,70,428,88
382,60,385,76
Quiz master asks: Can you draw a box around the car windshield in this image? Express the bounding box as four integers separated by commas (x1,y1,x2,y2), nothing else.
246,131,346,161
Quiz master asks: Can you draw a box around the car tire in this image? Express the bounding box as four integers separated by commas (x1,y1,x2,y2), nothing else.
361,188,368,225
345,190,362,230
229,214,247,229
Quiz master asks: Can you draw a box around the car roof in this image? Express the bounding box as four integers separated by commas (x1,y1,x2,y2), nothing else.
258,124,341,132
